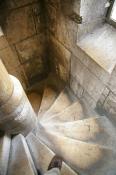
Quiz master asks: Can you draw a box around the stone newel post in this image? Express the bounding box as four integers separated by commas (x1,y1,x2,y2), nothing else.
0,59,37,136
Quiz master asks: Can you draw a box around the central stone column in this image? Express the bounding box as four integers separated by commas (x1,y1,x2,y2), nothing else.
0,60,37,136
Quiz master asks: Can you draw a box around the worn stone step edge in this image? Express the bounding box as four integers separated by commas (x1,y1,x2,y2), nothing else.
26,133,79,175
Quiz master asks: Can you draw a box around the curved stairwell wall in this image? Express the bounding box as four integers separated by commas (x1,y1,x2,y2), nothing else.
0,59,37,136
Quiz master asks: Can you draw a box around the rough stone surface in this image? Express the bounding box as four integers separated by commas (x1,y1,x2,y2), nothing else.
78,0,107,40
71,56,105,103
23,57,45,83
44,116,116,150
0,0,38,10
49,36,71,81
8,134,37,175
78,24,116,73
37,126,116,175
0,63,37,136
0,1,48,88
5,5,36,44
43,101,84,124
38,86,58,118
0,0,115,119
40,87,75,122
0,36,9,50
55,15,78,50
108,66,116,94
0,134,11,175
26,133,78,175
28,92,42,114
70,76,84,98
80,0,107,23
103,92,116,121
0,46,20,72
97,87,110,106
15,34,45,64
11,0,38,8
72,46,110,84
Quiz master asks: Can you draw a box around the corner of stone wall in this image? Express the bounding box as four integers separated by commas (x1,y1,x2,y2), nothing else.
0,0,50,89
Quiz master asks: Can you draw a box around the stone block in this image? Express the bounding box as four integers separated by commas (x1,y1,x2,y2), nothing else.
36,127,116,175
15,34,45,63
23,57,44,82
0,46,20,72
5,5,36,44
8,134,37,175
46,0,78,50
58,64,70,81
45,0,60,8
108,66,116,94
82,91,97,109
26,133,78,175
0,134,11,175
0,36,9,50
55,15,78,50
31,3,43,34
80,0,107,23
0,1,37,10
73,46,110,84
12,0,38,8
49,37,71,81
97,87,110,105
61,0,80,16
77,19,103,40
71,56,105,102
46,4,59,35
78,24,116,74
70,76,84,98
103,91,116,118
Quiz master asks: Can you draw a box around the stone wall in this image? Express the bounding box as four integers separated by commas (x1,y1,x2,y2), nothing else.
97,66,116,122
0,0,49,89
78,0,108,40
45,0,116,121
44,0,78,82
0,0,116,120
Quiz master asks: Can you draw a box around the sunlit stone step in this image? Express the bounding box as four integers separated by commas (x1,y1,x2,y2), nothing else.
42,101,84,123
38,86,58,119
7,134,37,175
26,133,78,175
41,87,75,122
37,126,116,175
44,116,116,149
0,133,11,175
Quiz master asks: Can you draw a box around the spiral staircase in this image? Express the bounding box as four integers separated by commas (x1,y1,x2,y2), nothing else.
1,84,116,175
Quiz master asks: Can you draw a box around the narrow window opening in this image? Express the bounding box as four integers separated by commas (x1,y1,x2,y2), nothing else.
107,0,116,27
110,0,116,21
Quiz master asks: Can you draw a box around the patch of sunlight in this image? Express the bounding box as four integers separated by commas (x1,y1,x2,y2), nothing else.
111,0,116,22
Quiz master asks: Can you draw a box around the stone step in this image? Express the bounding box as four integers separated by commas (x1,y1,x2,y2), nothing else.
42,101,84,124
28,92,42,114
40,87,75,122
26,133,79,175
0,133,11,175
37,125,116,175
38,86,58,119
44,116,116,149
7,134,37,175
